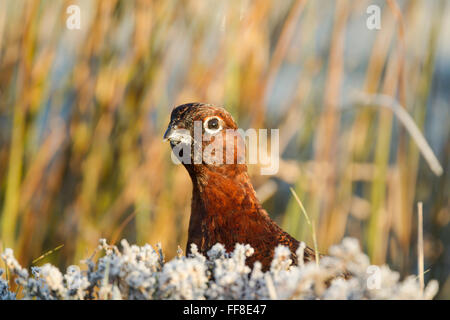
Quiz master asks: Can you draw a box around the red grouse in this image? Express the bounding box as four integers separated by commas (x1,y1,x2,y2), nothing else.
163,103,315,270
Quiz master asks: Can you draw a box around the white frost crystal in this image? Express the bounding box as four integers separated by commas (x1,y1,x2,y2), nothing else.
0,237,439,300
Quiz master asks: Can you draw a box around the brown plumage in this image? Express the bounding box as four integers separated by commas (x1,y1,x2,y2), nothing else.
163,103,316,271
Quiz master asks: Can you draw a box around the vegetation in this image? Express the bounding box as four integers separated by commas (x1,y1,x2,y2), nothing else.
0,238,439,300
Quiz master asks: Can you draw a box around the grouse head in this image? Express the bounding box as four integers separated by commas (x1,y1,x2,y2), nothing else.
163,103,247,182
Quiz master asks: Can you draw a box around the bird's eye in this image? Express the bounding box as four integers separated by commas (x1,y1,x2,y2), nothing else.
204,116,222,134
207,118,219,129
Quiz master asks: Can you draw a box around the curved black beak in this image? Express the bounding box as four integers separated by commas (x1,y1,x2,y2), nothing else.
163,125,175,141
163,123,191,145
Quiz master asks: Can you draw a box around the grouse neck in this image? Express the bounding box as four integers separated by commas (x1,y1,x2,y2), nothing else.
187,165,264,253
189,164,261,219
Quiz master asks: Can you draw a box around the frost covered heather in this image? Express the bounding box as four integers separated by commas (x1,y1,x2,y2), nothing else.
0,238,438,300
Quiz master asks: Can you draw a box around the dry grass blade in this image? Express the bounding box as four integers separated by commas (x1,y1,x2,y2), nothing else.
289,187,319,265
289,187,311,225
32,244,64,265
311,222,319,267
415,268,430,280
353,92,444,176
418,202,424,295
110,210,138,246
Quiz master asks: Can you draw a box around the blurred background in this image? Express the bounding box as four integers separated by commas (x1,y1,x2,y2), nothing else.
0,0,448,298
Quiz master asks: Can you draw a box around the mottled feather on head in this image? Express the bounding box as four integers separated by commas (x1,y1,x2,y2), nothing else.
168,103,238,131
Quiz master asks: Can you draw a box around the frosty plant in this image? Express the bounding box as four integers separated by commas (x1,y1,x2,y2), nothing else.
0,238,438,300
166,120,279,175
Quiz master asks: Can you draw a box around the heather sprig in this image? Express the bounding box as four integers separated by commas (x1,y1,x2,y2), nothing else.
0,238,438,300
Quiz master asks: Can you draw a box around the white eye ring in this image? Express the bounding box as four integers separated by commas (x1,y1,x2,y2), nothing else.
203,116,223,134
